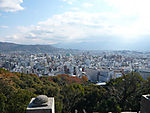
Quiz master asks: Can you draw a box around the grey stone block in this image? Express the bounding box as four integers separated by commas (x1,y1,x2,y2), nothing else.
141,94,150,113
27,96,55,113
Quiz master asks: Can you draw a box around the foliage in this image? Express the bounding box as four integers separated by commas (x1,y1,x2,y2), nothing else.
0,68,149,113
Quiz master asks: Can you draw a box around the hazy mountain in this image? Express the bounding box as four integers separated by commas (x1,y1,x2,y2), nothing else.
0,42,65,54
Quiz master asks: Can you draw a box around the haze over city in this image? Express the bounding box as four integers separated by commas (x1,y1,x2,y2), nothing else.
0,0,150,50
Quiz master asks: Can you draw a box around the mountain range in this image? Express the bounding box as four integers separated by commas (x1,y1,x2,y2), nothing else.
0,42,69,54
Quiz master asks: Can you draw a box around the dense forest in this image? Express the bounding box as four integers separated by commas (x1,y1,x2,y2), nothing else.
0,68,150,113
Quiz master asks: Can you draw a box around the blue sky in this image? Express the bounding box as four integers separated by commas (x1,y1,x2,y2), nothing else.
0,0,150,50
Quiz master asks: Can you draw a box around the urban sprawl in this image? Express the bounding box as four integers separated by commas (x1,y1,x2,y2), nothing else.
1,51,150,83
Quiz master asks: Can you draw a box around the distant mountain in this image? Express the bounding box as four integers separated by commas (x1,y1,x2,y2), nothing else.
0,42,66,54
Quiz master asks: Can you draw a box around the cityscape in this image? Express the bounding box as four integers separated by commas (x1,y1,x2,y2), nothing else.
0,0,150,113
1,50,150,83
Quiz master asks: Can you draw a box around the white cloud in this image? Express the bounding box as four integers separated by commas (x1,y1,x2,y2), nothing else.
83,3,93,7
62,0,75,5
0,0,24,12
1,0,150,50
103,0,150,41
0,25,8,29
3,11,115,44
71,7,79,11
2,10,143,44
68,1,72,5
3,0,150,45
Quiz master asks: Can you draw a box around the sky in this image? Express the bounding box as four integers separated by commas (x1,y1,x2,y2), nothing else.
0,0,150,50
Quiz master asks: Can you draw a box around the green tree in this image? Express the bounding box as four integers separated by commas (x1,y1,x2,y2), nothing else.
0,93,7,113
61,84,85,113
107,72,144,111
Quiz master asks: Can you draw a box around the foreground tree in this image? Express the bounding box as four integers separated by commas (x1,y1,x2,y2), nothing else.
107,72,144,112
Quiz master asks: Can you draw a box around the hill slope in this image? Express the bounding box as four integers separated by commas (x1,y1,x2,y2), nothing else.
0,68,148,113
0,42,63,54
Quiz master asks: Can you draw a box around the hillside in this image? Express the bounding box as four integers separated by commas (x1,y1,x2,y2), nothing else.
0,68,149,113
0,42,65,54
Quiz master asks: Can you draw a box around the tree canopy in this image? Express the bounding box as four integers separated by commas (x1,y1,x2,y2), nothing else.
0,68,149,113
